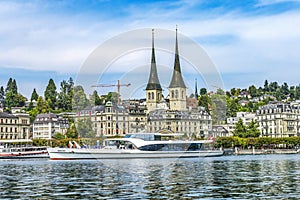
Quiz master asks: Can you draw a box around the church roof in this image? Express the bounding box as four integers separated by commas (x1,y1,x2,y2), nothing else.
146,29,162,91
169,27,186,88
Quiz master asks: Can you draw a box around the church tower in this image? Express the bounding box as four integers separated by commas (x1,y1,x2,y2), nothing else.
146,29,162,112
169,27,187,110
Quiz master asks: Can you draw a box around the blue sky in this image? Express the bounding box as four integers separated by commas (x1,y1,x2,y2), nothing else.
1,0,300,99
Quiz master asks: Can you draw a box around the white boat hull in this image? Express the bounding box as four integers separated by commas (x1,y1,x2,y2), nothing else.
48,148,224,160
0,151,49,159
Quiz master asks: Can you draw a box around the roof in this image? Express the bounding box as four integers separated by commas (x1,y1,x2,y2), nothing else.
146,29,162,91
169,28,186,88
0,112,18,119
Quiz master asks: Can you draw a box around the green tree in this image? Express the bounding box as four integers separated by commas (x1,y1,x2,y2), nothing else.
248,85,257,97
4,79,26,109
76,117,95,138
295,85,300,99
57,78,74,111
72,85,88,111
226,97,239,117
105,92,118,105
200,88,207,95
211,90,227,124
35,96,50,114
52,132,66,140
0,86,5,106
233,119,247,137
90,90,102,106
5,78,18,95
264,80,269,92
281,82,289,96
44,78,57,110
66,122,78,138
247,119,260,137
31,88,39,101
198,94,211,114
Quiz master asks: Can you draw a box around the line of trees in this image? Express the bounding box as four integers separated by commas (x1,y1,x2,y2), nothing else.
214,136,300,149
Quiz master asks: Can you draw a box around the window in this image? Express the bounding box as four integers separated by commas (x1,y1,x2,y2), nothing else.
171,90,174,98
175,90,178,98
151,92,154,100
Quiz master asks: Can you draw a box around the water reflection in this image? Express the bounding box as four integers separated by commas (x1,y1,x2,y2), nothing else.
0,155,300,199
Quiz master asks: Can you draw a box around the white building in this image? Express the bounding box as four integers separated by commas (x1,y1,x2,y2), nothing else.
0,112,30,140
33,113,68,139
256,102,300,137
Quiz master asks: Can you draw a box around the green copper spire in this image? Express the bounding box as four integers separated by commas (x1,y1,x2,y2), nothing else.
169,26,186,88
146,29,162,91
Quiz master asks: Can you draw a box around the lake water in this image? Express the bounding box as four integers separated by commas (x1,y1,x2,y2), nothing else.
0,154,300,199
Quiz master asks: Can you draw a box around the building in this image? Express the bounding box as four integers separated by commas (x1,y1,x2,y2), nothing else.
145,28,212,138
145,29,163,113
0,112,30,140
76,102,130,137
256,102,300,137
33,113,68,139
211,125,230,137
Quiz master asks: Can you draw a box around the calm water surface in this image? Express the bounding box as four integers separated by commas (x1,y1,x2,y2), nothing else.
0,154,300,199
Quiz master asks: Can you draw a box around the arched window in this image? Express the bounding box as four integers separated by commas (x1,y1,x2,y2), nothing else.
151,92,154,100
171,90,174,98
148,92,151,100
175,90,178,98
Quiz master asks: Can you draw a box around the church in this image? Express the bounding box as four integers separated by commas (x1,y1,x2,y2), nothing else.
145,28,212,138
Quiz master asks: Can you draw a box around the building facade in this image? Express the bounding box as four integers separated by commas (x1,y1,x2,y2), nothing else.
33,113,68,139
256,102,300,137
0,112,30,140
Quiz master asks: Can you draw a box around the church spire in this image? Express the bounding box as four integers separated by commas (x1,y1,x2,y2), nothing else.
195,78,199,99
169,25,186,88
146,29,162,91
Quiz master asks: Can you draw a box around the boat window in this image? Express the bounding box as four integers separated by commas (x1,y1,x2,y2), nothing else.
138,144,165,151
138,143,203,151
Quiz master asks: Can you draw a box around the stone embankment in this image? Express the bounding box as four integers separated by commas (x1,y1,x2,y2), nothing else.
224,148,299,155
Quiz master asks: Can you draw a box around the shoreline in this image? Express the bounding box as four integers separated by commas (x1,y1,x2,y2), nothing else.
224,148,300,155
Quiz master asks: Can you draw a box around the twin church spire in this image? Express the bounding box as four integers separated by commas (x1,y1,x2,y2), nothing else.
146,27,187,111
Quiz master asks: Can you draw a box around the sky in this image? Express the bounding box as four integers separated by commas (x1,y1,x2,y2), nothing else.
1,0,300,99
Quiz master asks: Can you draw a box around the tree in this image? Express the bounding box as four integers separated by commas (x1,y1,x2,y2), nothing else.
0,86,4,107
248,85,257,97
200,88,207,95
295,85,300,99
226,97,239,117
281,82,289,96
264,80,269,92
66,121,78,138
31,88,39,102
35,96,49,114
72,85,88,111
233,119,246,138
198,94,211,114
90,90,102,106
44,78,57,110
76,118,95,138
105,92,118,105
4,79,26,109
57,78,74,111
247,119,260,137
52,132,66,140
211,91,227,124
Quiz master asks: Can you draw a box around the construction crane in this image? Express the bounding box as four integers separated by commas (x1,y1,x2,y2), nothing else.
91,80,131,105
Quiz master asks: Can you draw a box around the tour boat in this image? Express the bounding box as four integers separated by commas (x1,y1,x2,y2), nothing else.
47,133,224,160
0,139,49,159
